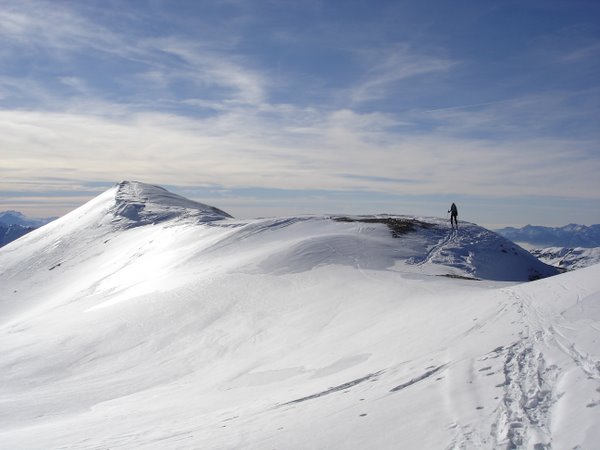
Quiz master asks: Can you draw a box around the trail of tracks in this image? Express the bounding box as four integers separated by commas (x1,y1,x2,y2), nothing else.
491,288,600,449
409,228,457,267
446,285,598,450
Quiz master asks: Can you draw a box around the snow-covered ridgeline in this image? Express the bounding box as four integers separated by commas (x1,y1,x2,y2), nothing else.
110,180,232,227
1,181,596,449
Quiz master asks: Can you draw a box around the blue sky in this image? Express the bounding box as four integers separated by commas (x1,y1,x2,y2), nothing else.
0,0,599,227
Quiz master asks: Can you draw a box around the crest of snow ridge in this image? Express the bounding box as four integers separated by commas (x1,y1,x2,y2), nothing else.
110,181,232,228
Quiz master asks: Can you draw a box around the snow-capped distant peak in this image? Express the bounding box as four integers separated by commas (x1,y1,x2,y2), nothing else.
495,223,600,247
0,210,54,228
0,210,26,222
529,246,600,270
110,181,233,227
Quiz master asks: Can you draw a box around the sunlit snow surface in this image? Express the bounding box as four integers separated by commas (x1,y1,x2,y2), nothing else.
0,182,598,449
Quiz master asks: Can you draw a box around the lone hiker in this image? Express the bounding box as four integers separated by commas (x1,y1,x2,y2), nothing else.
449,203,458,229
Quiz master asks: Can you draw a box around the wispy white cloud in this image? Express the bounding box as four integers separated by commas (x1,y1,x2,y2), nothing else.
349,44,455,104
0,2,128,58
0,1,267,109
1,105,598,208
419,90,600,139
59,77,91,94
558,41,600,63
141,37,267,106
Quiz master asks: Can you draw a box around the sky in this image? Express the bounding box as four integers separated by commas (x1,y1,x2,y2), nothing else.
0,0,599,228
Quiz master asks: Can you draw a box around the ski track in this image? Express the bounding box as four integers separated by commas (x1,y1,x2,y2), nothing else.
390,364,446,392
280,371,384,406
524,290,600,382
409,227,456,266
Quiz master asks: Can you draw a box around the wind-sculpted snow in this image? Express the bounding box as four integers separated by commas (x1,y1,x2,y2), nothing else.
111,181,232,227
1,182,595,450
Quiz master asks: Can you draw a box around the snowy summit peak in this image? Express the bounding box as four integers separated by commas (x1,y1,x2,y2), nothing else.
110,181,232,227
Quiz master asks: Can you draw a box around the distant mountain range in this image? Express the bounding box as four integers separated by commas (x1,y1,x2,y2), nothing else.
495,224,600,248
0,211,55,247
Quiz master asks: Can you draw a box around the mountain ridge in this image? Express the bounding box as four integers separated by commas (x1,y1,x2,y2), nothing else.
2,181,597,449
496,223,600,247
1,181,558,283
0,211,56,248
0,223,35,248
0,210,55,228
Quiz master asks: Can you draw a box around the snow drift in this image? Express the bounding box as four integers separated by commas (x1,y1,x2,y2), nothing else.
0,181,597,449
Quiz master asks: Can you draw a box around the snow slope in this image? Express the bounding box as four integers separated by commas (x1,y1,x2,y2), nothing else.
1,181,596,450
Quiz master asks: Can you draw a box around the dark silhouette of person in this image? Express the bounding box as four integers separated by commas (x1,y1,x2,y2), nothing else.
449,203,458,229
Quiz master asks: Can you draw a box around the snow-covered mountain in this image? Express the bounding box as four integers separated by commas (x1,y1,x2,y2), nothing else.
495,224,600,271
0,210,55,228
496,223,600,248
0,223,34,247
1,181,597,449
0,210,55,247
529,246,600,271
